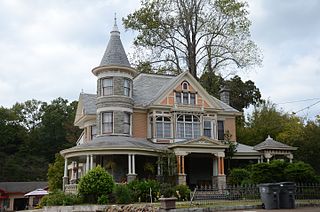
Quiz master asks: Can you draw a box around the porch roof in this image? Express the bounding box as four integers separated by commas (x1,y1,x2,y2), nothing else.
0,182,48,194
168,136,228,151
60,135,167,157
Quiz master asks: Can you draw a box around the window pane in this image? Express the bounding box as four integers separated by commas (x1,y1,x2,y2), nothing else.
193,123,200,138
193,115,200,122
124,79,130,96
218,120,224,140
102,112,113,134
190,93,195,105
204,120,211,128
203,121,211,138
182,82,188,90
164,122,171,138
177,122,184,138
156,122,163,138
104,87,112,95
185,123,192,138
176,92,181,104
183,93,188,104
123,113,130,134
103,78,112,86
185,115,192,122
91,125,97,139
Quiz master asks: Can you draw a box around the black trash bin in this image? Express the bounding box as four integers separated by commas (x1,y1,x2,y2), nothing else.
279,182,296,209
258,183,280,209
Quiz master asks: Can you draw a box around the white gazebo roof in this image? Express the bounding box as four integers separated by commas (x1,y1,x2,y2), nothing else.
24,188,48,196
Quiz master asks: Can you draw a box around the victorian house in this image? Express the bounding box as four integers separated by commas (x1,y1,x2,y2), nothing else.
60,20,295,192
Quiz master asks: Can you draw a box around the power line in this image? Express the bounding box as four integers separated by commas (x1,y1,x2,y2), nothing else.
292,100,320,115
277,97,320,105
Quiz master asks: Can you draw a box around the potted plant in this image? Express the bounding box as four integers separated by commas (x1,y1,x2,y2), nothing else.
159,183,177,210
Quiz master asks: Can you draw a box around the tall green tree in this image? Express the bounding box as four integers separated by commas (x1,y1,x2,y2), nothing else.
48,153,64,191
200,72,262,112
124,0,261,78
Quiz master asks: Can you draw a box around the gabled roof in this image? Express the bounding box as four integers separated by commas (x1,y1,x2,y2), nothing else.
253,135,298,151
0,182,47,194
80,93,96,115
99,22,131,67
133,72,240,114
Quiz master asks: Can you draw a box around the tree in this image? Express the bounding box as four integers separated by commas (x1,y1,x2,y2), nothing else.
48,153,65,191
124,0,262,78
200,72,262,112
78,165,115,203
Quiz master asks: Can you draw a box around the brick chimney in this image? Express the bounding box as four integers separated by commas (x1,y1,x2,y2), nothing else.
219,86,231,105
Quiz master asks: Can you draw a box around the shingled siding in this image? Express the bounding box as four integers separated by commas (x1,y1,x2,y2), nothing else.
132,111,147,138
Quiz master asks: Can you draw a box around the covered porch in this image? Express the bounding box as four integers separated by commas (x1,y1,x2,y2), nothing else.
60,136,165,193
169,136,228,189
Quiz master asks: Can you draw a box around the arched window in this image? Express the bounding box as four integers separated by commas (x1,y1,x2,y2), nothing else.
182,81,189,90
176,114,200,139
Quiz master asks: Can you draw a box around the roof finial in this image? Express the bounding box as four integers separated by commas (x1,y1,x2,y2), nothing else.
114,12,117,26
111,12,120,34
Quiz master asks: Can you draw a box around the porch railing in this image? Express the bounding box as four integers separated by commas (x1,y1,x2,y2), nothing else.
190,183,320,206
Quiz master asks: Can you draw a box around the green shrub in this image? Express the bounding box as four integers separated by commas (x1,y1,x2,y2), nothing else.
127,179,160,202
114,184,133,204
228,168,251,185
39,190,82,207
97,194,109,204
160,183,174,198
174,185,190,201
78,165,115,203
284,161,319,183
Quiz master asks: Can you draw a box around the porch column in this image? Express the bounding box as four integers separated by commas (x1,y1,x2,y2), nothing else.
128,154,132,174
62,158,68,191
132,154,136,174
86,155,90,173
213,152,226,190
127,154,137,182
90,154,94,170
71,161,75,180
176,154,186,185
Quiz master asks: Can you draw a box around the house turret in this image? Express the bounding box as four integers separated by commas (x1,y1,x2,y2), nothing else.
92,17,136,136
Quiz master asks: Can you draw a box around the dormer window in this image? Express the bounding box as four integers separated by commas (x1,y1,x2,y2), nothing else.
102,78,113,96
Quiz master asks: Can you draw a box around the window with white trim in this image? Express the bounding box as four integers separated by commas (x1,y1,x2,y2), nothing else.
124,79,131,97
176,114,200,139
175,92,196,105
123,112,131,135
102,112,113,134
156,116,171,138
101,78,113,96
203,121,212,138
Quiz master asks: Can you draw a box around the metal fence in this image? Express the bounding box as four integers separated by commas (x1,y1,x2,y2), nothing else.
189,183,320,206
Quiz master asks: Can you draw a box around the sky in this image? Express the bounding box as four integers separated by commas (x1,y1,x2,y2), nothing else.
0,0,319,120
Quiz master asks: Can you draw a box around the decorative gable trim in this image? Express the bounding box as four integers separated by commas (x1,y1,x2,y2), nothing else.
151,71,223,110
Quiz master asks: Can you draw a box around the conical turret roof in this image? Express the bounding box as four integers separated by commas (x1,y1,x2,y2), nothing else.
99,17,131,67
